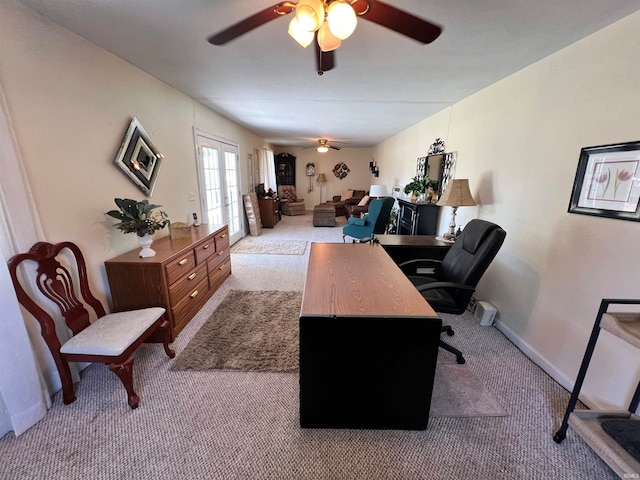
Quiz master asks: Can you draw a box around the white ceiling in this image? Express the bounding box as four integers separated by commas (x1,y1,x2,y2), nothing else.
14,0,640,148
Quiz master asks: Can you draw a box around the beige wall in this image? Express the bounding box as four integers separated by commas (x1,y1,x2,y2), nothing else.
0,2,266,302
274,146,374,205
375,11,640,409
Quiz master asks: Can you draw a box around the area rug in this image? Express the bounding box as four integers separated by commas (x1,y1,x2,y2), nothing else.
172,290,507,417
230,238,307,255
171,290,301,372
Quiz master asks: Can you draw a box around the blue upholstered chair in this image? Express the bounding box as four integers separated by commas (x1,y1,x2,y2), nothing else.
342,197,394,242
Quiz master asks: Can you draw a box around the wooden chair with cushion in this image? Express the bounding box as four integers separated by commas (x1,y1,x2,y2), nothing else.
8,241,175,409
398,219,506,364
278,185,305,215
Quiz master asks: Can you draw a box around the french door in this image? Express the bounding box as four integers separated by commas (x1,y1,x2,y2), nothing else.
195,133,243,245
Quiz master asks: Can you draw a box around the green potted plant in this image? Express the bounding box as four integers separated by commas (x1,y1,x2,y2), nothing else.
106,198,170,257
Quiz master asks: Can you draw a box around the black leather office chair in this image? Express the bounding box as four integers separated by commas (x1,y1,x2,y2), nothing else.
399,219,506,364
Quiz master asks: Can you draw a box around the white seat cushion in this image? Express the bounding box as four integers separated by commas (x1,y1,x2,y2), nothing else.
60,307,165,356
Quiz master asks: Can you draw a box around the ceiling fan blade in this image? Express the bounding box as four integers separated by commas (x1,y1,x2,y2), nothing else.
329,145,341,150
207,2,295,45
361,0,442,44
314,41,336,75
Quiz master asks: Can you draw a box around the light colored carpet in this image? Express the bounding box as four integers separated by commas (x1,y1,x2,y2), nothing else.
230,238,307,255
172,290,506,417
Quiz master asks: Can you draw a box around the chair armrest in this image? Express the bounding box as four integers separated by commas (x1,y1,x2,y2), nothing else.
415,281,476,294
347,217,365,226
398,258,443,277
398,259,443,268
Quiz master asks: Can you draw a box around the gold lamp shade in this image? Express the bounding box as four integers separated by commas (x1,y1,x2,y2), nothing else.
437,179,477,207
437,179,477,240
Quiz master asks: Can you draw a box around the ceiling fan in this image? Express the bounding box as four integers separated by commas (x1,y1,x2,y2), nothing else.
207,0,442,75
303,139,341,152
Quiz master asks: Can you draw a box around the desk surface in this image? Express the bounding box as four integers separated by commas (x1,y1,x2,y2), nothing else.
375,234,453,248
301,243,438,318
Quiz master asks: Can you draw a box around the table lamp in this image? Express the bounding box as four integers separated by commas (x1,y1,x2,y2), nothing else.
436,179,477,240
369,184,388,198
316,173,327,202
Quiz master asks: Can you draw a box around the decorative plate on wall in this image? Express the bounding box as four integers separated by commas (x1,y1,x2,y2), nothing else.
333,162,350,179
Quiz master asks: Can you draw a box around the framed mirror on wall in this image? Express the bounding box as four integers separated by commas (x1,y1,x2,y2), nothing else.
416,152,455,197
113,117,164,197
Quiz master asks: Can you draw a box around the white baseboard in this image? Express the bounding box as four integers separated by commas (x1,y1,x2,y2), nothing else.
493,319,603,410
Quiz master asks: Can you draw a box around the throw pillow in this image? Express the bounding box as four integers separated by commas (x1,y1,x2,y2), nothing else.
283,189,297,202
357,195,370,207
340,189,354,201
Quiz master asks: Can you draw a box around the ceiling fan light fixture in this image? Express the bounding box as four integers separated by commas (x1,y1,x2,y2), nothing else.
327,1,357,40
316,145,329,153
317,21,341,52
295,0,325,32
288,17,314,47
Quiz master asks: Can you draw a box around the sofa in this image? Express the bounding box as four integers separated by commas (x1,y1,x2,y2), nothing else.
326,189,367,217
344,194,372,218
278,185,305,215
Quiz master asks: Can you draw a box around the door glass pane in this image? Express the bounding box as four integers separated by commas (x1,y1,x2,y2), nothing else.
201,145,223,225
224,149,241,238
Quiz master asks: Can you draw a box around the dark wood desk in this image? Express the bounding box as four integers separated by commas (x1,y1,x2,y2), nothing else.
376,234,453,264
300,243,442,430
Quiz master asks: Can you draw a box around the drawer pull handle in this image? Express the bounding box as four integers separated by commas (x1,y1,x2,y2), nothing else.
218,263,227,271
203,243,210,250
188,273,197,280
220,233,227,238
190,290,199,298
217,250,225,256
178,258,188,266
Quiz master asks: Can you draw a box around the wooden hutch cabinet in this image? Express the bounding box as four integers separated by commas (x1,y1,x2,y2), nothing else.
275,152,296,186
105,224,231,339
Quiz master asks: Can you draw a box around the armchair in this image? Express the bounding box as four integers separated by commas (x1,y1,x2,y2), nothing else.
399,219,506,364
342,197,394,242
278,185,305,215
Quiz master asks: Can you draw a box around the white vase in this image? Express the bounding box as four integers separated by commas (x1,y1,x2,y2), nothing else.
137,234,156,258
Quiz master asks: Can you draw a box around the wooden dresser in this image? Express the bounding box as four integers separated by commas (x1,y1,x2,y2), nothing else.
105,224,231,339
258,197,279,228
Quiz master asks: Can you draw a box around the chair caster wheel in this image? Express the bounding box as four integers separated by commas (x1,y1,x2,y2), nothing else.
553,431,566,444
456,355,466,364
447,330,455,337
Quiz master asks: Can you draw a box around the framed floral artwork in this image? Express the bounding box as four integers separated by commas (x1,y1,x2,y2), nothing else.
568,141,640,222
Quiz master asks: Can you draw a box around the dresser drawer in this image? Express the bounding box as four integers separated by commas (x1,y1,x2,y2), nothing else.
215,228,229,251
195,237,216,264
171,276,209,327
168,262,207,306
165,251,196,285
209,257,231,290
208,246,230,272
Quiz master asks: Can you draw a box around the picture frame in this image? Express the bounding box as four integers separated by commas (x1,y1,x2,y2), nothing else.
113,117,164,196
568,141,640,222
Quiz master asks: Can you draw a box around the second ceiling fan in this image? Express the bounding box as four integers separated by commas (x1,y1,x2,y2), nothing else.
303,139,341,152
207,0,442,75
